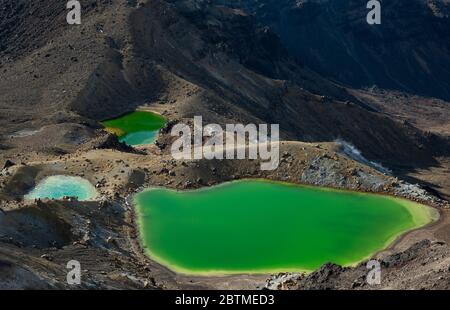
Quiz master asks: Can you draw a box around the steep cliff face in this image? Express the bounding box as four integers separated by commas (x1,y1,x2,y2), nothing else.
216,0,450,100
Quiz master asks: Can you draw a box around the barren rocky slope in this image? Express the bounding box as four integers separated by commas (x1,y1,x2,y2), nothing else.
1,140,447,289
1,0,448,167
216,0,450,100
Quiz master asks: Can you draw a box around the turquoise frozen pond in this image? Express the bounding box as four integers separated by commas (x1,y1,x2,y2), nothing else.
24,175,99,201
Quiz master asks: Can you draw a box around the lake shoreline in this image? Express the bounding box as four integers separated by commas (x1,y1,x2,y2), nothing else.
132,179,441,277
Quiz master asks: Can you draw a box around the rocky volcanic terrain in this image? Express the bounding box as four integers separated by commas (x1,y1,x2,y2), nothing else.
217,0,450,100
0,0,449,289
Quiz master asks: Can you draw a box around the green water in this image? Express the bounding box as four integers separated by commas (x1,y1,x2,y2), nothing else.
24,175,98,201
102,111,166,146
134,180,437,275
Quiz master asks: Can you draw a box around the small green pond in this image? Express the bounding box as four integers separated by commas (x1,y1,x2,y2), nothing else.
24,175,98,201
134,180,438,275
102,111,166,146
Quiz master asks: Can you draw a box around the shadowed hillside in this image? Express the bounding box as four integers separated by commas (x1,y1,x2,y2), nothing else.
216,0,450,100
0,0,448,169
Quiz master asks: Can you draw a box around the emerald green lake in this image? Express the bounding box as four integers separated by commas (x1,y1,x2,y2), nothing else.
134,180,437,275
102,111,166,146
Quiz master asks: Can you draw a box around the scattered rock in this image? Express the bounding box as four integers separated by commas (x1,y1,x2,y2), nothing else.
2,160,15,170
40,254,53,261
